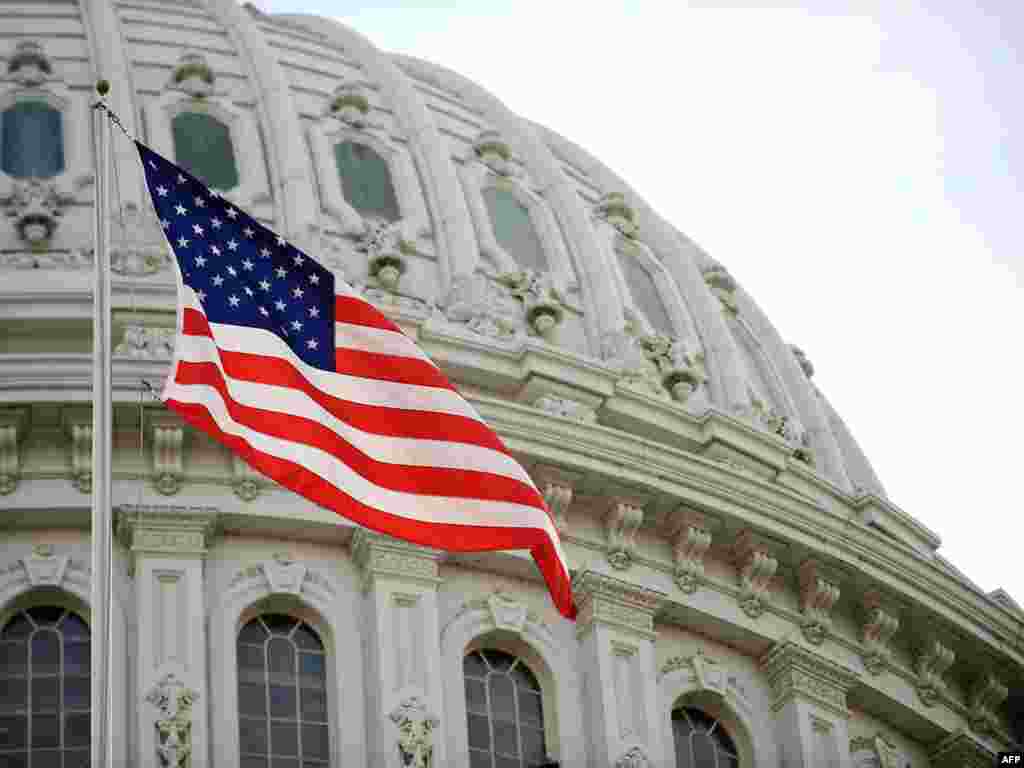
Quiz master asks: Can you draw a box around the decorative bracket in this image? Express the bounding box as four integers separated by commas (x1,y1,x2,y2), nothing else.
145,672,199,768
860,592,900,675
21,544,69,587
61,407,92,494
915,638,955,707
148,413,185,495
733,530,778,619
232,454,264,501
798,560,841,645
532,464,578,537
605,498,644,570
487,592,528,634
0,408,28,495
260,553,307,596
388,694,440,768
968,672,1008,736
671,511,712,594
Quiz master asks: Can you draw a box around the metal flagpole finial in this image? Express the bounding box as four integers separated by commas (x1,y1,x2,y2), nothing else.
96,79,110,97
92,79,133,141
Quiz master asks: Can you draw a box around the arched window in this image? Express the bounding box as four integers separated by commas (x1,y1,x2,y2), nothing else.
0,606,90,766
672,707,739,768
618,252,673,335
481,187,547,272
334,140,401,222
464,649,546,768
237,613,329,767
172,111,239,191
1,101,65,178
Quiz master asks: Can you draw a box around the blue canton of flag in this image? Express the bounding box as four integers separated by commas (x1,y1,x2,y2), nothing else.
137,141,336,371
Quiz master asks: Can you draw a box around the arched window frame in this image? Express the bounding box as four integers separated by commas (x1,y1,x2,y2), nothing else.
146,91,269,211
610,234,692,340
658,655,776,768
459,148,575,291
441,595,585,768
308,113,430,249
209,559,366,768
0,73,88,199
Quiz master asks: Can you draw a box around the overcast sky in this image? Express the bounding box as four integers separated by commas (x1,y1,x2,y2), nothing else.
259,1,1023,603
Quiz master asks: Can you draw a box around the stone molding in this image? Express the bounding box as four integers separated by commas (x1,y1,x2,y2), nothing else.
733,530,778,619
860,591,900,675
0,545,90,601
572,570,663,641
116,505,219,562
914,638,955,707
350,529,442,592
927,729,995,768
760,641,859,718
967,672,1008,736
604,497,645,571
798,559,841,645
0,408,28,495
532,394,598,424
114,325,176,360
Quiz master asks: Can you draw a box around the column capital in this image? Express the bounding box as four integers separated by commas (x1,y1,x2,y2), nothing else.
350,529,443,592
116,504,219,559
572,570,664,641
760,641,859,718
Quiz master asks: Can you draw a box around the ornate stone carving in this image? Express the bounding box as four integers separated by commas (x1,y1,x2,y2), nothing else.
968,672,1008,736
22,544,69,587
615,745,651,768
536,472,573,536
915,639,955,707
605,498,644,570
658,650,741,703
357,219,412,291
572,571,662,641
798,560,841,645
145,672,199,767
790,345,815,378
389,695,439,768
761,641,858,718
496,269,566,336
701,262,738,312
639,333,707,403
170,50,215,98
261,553,307,596
733,530,777,618
442,273,523,339
110,204,170,276
487,592,528,634
860,592,899,675
66,416,92,494
532,394,597,424
473,129,517,177
115,326,175,360
595,192,639,239
351,530,441,592
231,454,264,501
6,40,54,86
0,409,27,495
2,178,72,249
672,522,711,594
602,326,665,398
150,417,185,495
328,80,372,128
116,505,219,560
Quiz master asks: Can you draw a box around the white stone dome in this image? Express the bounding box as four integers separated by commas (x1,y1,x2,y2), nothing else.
0,1,1020,766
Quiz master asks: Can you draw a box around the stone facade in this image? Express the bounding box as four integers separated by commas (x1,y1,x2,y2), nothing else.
0,2,1020,767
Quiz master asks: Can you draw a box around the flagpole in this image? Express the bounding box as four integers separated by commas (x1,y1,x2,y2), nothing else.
90,79,114,768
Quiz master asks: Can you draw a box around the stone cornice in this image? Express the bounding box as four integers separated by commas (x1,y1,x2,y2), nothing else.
349,529,443,592
572,570,664,641
115,504,220,560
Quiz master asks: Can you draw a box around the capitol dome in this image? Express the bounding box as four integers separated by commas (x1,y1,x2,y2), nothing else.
0,1,1020,767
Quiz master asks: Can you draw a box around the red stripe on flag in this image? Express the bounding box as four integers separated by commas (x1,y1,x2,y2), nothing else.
165,398,577,620
335,295,405,333
333,347,454,390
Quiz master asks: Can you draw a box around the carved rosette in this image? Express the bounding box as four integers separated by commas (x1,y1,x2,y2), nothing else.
150,416,185,495
614,745,651,768
761,641,858,718
672,522,712,595
389,695,439,768
798,560,841,645
0,409,28,495
968,673,1008,736
914,639,955,707
2,178,71,249
145,672,199,768
594,192,639,239
733,530,777,619
701,262,738,312
605,499,644,570
860,592,899,675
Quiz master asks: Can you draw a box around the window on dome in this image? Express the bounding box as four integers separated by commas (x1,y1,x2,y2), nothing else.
172,111,239,191
1,101,65,178
464,649,547,768
334,140,401,222
0,606,91,766
672,707,739,768
237,614,329,767
618,252,673,336
482,187,547,272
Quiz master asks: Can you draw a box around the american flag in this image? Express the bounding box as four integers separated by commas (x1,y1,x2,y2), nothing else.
136,141,576,619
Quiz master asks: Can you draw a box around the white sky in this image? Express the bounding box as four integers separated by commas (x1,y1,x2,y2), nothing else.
259,1,1024,603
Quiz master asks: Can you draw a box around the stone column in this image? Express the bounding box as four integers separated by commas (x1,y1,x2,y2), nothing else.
117,505,218,768
573,571,665,768
351,530,446,768
760,641,860,768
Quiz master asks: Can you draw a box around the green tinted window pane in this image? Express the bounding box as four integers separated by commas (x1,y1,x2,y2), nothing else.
334,141,400,222
1,101,64,179
618,253,672,335
172,112,239,190
481,187,547,272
